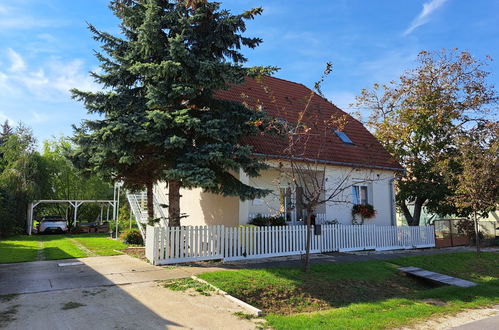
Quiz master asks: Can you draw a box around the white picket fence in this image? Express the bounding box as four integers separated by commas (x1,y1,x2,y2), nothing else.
145,224,435,265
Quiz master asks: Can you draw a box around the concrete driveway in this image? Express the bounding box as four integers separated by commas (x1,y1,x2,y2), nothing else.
0,255,259,329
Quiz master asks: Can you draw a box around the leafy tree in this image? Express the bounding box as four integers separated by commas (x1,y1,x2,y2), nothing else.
444,122,498,254
0,125,51,236
72,0,275,225
354,49,497,226
41,138,114,223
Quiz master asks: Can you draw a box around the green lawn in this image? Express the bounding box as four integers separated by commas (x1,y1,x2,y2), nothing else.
72,234,127,256
0,234,128,263
0,235,40,263
198,252,499,329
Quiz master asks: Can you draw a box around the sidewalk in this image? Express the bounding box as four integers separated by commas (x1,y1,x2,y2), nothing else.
182,246,498,270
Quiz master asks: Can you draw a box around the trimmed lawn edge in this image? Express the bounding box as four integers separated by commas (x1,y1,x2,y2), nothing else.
191,276,263,316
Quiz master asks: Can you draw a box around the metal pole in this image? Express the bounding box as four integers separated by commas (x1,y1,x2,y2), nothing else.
100,205,103,225
74,202,79,228
27,203,33,235
112,183,117,238
115,184,121,239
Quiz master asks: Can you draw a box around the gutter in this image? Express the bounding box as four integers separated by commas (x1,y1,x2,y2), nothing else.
253,153,405,172
389,177,397,226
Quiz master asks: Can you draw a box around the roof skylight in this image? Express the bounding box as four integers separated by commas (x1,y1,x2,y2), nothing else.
334,130,354,144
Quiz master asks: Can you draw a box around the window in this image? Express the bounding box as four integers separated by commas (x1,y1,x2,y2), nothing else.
352,185,369,205
334,130,354,144
279,187,293,222
252,198,263,206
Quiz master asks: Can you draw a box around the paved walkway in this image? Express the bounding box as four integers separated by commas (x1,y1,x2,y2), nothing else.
187,246,498,270
452,313,499,330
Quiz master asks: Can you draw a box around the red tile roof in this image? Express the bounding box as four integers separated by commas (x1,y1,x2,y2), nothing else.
216,76,403,171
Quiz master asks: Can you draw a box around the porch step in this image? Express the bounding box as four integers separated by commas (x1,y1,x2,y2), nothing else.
398,266,477,287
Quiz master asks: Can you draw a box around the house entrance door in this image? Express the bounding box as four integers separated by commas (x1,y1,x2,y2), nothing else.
280,187,306,225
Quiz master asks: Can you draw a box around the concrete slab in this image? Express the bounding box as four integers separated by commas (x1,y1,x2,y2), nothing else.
398,266,478,287
0,255,218,295
0,282,261,330
452,313,499,330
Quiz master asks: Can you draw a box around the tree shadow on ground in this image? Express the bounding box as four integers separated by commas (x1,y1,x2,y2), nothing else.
0,254,182,329
199,257,499,315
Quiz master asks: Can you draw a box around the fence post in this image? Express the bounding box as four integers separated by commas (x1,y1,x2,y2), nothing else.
145,225,159,265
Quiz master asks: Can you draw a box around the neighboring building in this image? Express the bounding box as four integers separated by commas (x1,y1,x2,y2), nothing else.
154,76,404,227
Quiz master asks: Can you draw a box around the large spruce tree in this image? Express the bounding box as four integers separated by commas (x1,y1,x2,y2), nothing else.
72,0,274,225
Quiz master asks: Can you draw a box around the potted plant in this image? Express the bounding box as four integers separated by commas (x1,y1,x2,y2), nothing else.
351,204,376,225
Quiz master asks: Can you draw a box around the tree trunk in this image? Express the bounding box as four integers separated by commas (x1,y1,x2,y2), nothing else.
401,199,423,226
146,181,154,221
168,179,181,227
473,212,481,256
304,211,312,273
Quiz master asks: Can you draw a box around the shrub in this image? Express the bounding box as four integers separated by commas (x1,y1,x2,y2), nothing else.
248,214,287,226
248,214,269,226
119,228,143,245
269,216,286,226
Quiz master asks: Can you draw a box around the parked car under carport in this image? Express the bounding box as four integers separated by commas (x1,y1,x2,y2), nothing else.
37,215,68,234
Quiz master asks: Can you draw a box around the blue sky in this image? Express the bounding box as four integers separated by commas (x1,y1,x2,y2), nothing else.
1,0,498,143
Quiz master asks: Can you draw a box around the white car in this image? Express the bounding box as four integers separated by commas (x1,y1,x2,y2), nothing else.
38,216,68,234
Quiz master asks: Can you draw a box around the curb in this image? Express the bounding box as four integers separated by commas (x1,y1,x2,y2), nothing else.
190,275,263,317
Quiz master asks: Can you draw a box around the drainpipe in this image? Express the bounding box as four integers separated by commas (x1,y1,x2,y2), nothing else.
389,177,396,226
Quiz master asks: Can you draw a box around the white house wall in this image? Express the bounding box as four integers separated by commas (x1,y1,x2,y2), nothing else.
154,162,397,227
324,166,396,226
155,182,240,227
246,161,397,226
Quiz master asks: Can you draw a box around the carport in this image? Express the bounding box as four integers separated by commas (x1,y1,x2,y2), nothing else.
27,199,117,235
27,183,124,236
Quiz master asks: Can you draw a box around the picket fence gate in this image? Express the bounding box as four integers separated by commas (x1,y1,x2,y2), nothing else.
145,224,435,265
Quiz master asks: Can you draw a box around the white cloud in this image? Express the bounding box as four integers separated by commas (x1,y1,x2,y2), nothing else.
7,48,26,72
0,49,98,102
403,0,450,36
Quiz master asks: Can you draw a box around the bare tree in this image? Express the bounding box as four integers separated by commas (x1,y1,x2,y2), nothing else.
254,64,385,272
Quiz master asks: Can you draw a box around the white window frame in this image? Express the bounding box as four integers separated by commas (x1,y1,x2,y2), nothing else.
352,181,371,205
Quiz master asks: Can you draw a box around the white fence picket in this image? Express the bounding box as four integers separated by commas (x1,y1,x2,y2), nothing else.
146,224,436,265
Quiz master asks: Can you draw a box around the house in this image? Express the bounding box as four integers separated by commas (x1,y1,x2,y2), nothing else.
154,76,404,227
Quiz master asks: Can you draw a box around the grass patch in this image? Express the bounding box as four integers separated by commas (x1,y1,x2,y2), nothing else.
0,294,18,303
393,252,499,283
233,312,257,320
0,236,39,263
0,234,128,263
40,235,87,260
199,261,431,314
61,301,86,310
198,252,499,329
162,278,214,296
72,234,126,256
0,304,19,327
